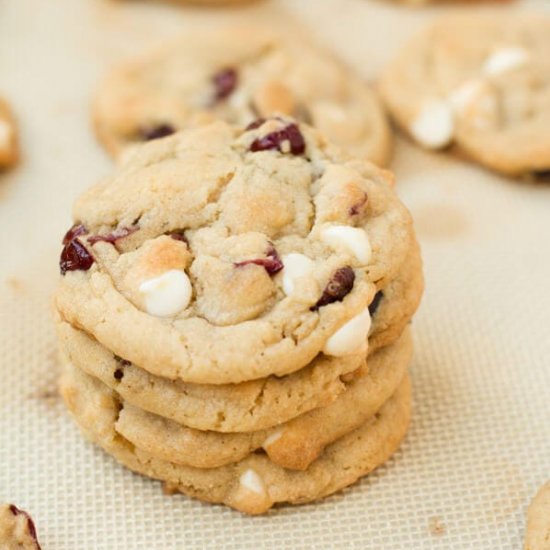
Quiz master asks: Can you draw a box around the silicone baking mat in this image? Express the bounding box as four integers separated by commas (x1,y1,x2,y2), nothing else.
1,0,549,548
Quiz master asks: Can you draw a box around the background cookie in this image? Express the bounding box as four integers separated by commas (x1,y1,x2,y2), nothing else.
0,504,41,550
93,26,392,166
525,481,550,550
380,14,550,176
0,98,18,170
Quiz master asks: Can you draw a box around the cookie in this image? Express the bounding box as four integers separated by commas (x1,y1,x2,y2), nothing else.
525,481,550,550
60,361,411,515
380,14,550,176
93,26,391,166
0,505,41,550
55,239,421,432
61,329,411,470
0,98,18,170
54,118,416,384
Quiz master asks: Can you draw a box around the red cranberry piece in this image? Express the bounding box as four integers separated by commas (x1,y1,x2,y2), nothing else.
139,123,175,141
250,123,305,155
349,193,368,217
245,118,266,131
62,224,87,245
114,355,131,367
311,266,355,311
212,67,238,101
368,291,384,317
9,505,41,549
234,245,284,276
60,239,94,275
88,225,139,245
169,231,188,244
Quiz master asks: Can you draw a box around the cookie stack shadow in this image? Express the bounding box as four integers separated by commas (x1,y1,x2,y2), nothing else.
54,119,423,514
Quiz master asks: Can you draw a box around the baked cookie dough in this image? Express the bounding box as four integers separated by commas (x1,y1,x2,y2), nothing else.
0,98,18,170
54,118,416,384
380,14,550,176
0,504,41,550
93,26,391,165
525,481,550,550
61,361,412,515
61,329,411,470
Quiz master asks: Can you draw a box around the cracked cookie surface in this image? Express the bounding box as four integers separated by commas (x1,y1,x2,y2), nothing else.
380,14,550,176
94,26,391,166
54,118,416,384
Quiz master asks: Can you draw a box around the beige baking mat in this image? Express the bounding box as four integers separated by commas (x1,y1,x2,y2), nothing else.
1,0,549,548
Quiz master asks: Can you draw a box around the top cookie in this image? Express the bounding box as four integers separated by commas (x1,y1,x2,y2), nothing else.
0,98,18,170
93,26,391,166
54,118,415,384
380,14,550,176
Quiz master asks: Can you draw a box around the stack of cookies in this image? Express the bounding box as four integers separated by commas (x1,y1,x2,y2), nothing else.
54,117,423,514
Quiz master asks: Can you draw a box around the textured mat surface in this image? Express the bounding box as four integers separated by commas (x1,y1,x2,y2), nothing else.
0,0,549,548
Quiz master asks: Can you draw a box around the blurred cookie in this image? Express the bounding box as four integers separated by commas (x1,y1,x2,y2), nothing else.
0,505,41,550
525,481,550,550
0,98,18,170
94,26,391,165
380,14,550,176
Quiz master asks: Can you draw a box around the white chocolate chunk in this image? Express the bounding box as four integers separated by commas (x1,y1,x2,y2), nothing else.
239,469,266,496
483,47,529,76
262,430,283,450
320,225,372,265
448,79,487,113
280,253,316,295
410,99,454,149
139,269,192,317
323,308,371,357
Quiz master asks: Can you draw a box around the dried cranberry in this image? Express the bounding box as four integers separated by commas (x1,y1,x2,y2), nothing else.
245,118,266,131
9,505,41,549
311,267,355,310
88,225,139,245
62,224,87,245
234,245,284,276
349,193,368,216
113,369,124,380
139,123,175,141
212,67,238,101
169,231,188,244
250,123,305,155
368,291,383,317
114,355,131,367
60,239,94,275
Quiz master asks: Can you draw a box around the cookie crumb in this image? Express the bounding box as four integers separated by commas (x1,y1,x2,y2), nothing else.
428,516,446,536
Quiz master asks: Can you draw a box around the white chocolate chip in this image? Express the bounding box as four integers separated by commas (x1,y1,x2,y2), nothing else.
239,469,266,496
323,309,371,357
262,430,283,450
320,225,372,265
139,269,192,317
448,79,487,114
410,99,454,149
280,253,316,295
483,47,529,76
